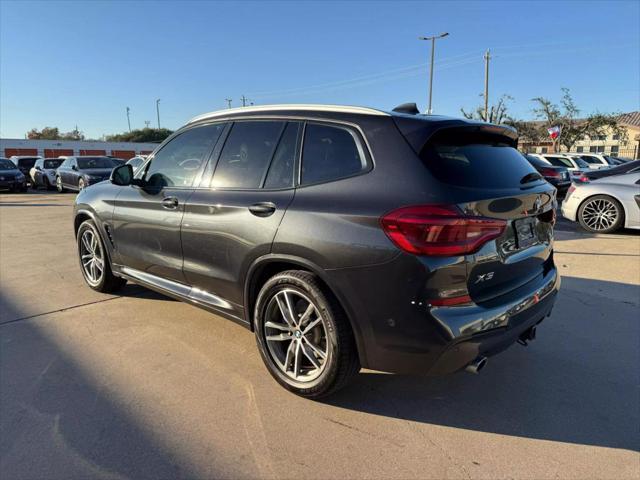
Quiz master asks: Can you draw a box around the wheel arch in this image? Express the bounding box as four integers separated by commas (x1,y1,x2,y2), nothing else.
243,254,368,366
577,191,627,228
74,208,115,265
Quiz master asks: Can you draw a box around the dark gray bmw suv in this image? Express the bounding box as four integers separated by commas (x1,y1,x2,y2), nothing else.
73,104,560,397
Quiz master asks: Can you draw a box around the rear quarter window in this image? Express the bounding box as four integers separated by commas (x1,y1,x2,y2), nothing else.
420,132,539,189
301,123,369,185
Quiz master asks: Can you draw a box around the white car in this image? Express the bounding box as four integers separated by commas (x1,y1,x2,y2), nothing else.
561,172,640,233
30,157,64,190
568,153,615,170
536,154,591,179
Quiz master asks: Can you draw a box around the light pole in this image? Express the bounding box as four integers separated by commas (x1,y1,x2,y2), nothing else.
418,32,449,114
156,99,161,129
126,107,131,132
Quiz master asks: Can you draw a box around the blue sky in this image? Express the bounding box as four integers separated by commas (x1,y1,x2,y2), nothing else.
1,0,638,139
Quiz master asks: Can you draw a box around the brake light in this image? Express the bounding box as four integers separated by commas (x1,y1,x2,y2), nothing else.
380,205,507,256
539,167,561,178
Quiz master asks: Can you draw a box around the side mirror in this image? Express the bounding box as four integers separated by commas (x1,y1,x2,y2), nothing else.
110,164,134,186
35,166,41,171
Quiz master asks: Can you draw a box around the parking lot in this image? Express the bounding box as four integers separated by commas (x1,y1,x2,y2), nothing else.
1,191,638,479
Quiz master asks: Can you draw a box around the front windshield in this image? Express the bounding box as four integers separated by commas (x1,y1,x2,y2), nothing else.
0,159,17,170
44,159,63,169
77,157,115,169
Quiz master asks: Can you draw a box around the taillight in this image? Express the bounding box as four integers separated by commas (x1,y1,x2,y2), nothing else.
380,205,507,257
567,185,576,196
575,174,590,183
539,167,561,178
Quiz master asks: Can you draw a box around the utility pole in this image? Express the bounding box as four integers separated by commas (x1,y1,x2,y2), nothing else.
225,98,233,109
156,98,161,129
419,33,449,115
483,49,491,122
241,95,252,107
144,120,150,129
126,107,131,132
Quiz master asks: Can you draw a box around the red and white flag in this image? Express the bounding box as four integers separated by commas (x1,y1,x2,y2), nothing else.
547,126,561,139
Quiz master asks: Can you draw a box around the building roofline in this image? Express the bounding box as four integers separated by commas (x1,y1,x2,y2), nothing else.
187,104,390,124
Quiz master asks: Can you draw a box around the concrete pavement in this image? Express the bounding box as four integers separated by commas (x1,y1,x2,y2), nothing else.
1,192,639,479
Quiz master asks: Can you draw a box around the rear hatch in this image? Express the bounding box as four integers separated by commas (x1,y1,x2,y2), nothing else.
395,118,556,305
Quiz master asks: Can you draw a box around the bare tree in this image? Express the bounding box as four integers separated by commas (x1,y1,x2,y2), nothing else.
461,94,514,124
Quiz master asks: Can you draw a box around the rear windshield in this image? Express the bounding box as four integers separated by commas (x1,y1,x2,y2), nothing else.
17,158,37,168
77,157,114,169
44,159,63,169
525,155,548,168
420,133,540,189
0,159,17,170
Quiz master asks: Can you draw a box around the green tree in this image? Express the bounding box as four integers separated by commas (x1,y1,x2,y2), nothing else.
27,127,60,139
531,88,626,152
26,126,85,140
105,128,173,143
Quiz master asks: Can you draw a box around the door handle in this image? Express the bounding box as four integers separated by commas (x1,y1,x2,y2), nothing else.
161,197,179,210
248,202,276,217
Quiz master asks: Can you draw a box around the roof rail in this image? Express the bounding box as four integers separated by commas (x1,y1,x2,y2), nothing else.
188,104,389,124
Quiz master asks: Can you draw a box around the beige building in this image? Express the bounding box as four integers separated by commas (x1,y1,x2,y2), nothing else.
518,111,640,158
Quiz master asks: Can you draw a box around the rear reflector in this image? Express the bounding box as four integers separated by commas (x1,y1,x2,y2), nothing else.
429,294,472,306
380,205,507,256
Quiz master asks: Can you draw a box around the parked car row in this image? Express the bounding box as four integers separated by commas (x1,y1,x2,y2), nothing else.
0,154,147,193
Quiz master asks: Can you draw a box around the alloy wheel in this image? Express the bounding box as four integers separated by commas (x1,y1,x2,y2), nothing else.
263,289,329,382
79,229,104,285
581,198,618,231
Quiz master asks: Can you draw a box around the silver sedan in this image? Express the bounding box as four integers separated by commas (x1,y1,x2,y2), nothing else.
562,172,640,233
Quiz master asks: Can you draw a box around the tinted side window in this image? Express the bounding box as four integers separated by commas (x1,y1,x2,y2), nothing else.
145,123,224,189
580,155,600,164
301,123,367,185
212,121,285,189
264,122,300,189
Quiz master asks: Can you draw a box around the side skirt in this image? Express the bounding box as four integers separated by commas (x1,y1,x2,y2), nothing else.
114,265,251,330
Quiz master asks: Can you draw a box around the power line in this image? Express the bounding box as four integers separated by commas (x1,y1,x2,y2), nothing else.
246,51,481,99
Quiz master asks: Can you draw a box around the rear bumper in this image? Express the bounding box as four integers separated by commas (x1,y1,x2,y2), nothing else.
328,259,560,375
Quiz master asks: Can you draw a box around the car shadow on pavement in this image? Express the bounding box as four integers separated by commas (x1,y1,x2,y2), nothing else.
0,294,199,479
326,275,639,452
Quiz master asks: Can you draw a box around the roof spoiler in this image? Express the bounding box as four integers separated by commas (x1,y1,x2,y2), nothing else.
392,103,421,115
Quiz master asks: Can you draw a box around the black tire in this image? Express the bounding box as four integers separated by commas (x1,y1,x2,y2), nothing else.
76,220,126,293
254,270,359,398
56,176,65,193
578,195,624,234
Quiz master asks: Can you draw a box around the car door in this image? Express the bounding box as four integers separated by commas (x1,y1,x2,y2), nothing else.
111,123,226,284
57,158,70,185
65,158,79,188
181,120,300,317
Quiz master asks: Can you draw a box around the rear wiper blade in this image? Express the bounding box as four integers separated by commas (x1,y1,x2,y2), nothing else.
520,172,543,184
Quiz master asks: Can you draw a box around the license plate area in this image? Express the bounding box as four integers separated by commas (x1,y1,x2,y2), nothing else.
514,217,537,249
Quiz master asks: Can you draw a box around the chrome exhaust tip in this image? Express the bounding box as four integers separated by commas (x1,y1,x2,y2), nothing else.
465,356,488,374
